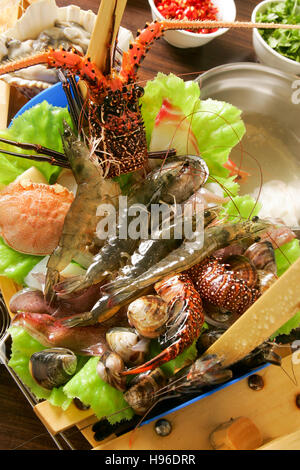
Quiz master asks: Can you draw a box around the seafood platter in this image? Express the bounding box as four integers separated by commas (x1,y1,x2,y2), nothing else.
1,0,300,451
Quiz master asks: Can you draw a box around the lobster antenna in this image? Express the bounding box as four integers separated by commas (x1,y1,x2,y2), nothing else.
162,19,300,31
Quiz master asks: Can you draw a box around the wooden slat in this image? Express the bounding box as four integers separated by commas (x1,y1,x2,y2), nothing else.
93,356,300,450
75,416,99,447
205,257,300,367
34,400,95,435
258,430,300,450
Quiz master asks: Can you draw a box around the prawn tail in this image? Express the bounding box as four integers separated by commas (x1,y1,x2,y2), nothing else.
54,275,87,297
100,278,129,296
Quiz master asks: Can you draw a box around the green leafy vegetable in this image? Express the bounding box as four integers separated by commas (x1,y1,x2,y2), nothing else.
5,72,300,422
257,0,300,62
275,238,300,277
141,73,246,177
63,357,134,424
141,72,201,145
0,238,42,285
8,326,72,409
0,101,72,185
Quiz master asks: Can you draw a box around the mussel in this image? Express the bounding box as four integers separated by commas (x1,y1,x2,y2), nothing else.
106,327,149,366
29,348,77,390
127,295,168,339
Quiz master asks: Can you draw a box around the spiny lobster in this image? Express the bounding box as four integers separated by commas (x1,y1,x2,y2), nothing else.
0,19,218,177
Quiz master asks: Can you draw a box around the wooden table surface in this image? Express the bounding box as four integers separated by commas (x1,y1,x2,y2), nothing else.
0,0,260,450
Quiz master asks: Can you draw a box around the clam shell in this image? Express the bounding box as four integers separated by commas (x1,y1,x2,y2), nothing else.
106,327,147,366
96,351,126,392
127,295,168,339
0,0,133,97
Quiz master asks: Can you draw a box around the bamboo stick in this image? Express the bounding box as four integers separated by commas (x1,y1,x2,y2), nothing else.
79,0,127,97
87,0,127,71
0,82,10,129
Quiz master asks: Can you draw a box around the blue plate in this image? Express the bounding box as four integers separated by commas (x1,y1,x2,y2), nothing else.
13,82,68,121
14,84,270,427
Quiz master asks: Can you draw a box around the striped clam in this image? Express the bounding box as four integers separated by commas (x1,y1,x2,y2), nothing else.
96,351,126,392
106,327,150,366
29,347,77,390
127,295,168,339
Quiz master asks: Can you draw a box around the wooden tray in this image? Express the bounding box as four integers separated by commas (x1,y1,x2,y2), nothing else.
1,277,300,450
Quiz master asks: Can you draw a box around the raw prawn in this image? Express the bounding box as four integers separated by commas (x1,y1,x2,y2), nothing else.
62,218,272,327
97,206,221,299
56,155,209,297
44,123,116,305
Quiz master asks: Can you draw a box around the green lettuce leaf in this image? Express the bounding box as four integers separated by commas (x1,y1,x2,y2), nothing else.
141,72,201,145
0,101,72,185
0,237,42,285
220,194,300,337
141,73,246,177
222,194,262,221
210,175,240,198
63,357,134,424
8,326,72,409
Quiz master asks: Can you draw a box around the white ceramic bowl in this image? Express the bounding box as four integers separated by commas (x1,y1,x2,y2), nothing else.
252,0,300,75
148,0,236,48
